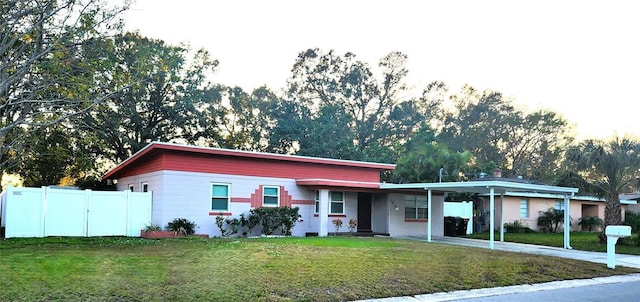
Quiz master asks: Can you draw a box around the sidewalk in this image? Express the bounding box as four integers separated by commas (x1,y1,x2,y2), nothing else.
355,236,640,302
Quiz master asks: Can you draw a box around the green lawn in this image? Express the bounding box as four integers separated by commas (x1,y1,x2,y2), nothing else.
465,232,640,255
1,236,638,301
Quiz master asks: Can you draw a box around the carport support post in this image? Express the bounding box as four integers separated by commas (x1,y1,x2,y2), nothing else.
489,187,495,249
318,189,329,237
427,189,432,242
499,194,504,242
563,193,572,249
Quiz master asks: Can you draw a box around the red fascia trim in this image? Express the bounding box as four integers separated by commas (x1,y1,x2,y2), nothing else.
209,212,232,216
103,142,395,180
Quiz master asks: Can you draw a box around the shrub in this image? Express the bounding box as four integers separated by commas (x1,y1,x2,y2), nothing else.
215,216,239,237
504,220,534,233
250,206,302,235
143,222,162,232
166,218,197,235
537,208,566,232
578,216,603,232
623,211,640,233
348,218,358,235
332,219,343,234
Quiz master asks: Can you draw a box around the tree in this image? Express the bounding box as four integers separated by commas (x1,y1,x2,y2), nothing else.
197,86,275,152
537,208,565,233
80,32,218,163
284,49,429,162
438,85,572,182
10,124,93,186
392,123,473,183
0,0,129,171
565,136,640,232
577,216,603,232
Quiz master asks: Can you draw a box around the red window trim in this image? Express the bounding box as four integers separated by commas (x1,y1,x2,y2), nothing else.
209,212,232,216
404,219,428,222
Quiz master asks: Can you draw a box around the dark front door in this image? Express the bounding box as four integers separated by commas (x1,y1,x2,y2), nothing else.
357,193,372,232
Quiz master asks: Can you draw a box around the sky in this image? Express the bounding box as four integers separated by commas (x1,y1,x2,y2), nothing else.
123,0,639,140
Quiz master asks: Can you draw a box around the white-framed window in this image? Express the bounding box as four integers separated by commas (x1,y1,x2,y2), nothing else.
405,195,428,220
263,186,280,206
520,199,529,218
128,184,134,192
314,191,320,213
141,182,149,193
554,200,565,211
329,191,344,214
211,183,230,212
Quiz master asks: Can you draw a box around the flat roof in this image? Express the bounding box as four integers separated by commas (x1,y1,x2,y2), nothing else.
380,180,579,195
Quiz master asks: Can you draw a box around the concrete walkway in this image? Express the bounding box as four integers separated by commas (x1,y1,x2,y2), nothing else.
355,236,640,302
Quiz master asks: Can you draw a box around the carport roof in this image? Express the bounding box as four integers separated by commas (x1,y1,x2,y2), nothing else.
380,180,578,195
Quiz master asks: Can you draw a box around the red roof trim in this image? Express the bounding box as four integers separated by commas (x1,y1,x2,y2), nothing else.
103,142,395,180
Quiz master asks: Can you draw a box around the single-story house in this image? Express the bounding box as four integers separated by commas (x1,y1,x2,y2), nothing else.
484,192,636,232
103,142,589,249
102,142,439,238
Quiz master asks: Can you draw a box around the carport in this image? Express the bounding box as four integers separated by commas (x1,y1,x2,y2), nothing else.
381,181,579,249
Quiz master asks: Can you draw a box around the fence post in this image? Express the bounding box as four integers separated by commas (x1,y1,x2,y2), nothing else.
40,186,48,237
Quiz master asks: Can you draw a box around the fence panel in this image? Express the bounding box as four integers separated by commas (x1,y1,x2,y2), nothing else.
127,192,153,236
2,187,151,238
45,189,87,237
5,187,45,238
88,191,127,236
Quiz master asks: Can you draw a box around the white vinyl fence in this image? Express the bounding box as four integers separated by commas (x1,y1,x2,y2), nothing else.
443,201,474,235
0,186,151,238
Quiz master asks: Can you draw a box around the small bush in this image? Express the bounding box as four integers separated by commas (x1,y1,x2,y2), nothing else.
166,218,197,235
623,211,640,233
504,220,534,233
143,222,162,232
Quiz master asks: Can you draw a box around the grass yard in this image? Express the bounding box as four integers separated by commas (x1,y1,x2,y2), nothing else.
466,232,640,255
1,236,638,301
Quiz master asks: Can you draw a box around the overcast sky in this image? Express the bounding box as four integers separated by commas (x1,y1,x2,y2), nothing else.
123,0,639,140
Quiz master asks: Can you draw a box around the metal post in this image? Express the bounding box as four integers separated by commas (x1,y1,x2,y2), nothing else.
489,187,495,249
427,189,432,242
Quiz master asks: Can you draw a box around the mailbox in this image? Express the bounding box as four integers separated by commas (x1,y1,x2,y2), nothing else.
605,225,632,269
605,225,631,237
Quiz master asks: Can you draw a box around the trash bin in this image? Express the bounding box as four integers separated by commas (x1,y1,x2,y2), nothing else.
444,216,457,236
457,218,469,236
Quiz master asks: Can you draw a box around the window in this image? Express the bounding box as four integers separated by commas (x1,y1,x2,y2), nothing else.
263,186,280,206
141,182,149,193
404,195,428,220
554,200,565,211
520,199,529,218
128,184,134,192
211,183,230,211
314,191,320,213
330,191,344,214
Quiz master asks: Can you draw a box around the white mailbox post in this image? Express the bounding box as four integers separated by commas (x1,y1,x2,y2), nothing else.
605,225,632,269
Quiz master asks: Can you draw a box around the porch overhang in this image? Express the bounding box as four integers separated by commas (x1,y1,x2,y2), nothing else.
380,180,579,249
296,178,383,191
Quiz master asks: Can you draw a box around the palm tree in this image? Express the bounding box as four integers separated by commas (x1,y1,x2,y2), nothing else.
578,216,603,232
537,208,566,232
564,136,640,240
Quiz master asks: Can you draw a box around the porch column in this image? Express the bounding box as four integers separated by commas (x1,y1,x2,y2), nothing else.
499,193,504,242
318,189,329,237
489,187,495,249
427,189,432,242
563,193,572,249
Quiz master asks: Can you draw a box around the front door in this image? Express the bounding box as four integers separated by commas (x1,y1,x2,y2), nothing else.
357,193,372,232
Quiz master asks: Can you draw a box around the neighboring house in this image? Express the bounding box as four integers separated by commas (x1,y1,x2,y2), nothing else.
621,193,640,213
102,142,445,238
483,192,636,232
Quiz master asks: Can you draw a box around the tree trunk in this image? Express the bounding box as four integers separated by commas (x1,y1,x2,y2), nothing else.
600,194,622,243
